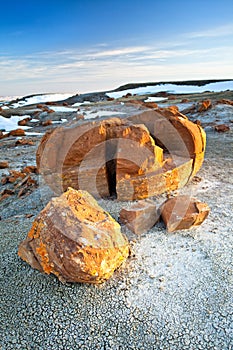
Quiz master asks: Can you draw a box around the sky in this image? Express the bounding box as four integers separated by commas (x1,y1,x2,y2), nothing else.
0,0,233,96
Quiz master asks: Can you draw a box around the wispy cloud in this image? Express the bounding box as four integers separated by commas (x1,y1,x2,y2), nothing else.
185,23,233,39
88,46,149,58
1,37,233,95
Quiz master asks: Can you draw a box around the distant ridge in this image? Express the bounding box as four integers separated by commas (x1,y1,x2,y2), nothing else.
112,79,233,92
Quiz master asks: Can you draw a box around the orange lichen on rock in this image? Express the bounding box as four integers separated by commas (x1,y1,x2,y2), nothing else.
36,241,53,274
18,188,129,283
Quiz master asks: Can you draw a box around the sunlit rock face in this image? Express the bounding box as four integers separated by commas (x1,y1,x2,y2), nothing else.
18,188,129,283
36,108,206,201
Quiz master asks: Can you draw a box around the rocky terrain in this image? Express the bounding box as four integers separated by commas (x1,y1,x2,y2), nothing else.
0,80,233,349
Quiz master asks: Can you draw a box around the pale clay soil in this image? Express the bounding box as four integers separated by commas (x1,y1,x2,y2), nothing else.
0,96,232,349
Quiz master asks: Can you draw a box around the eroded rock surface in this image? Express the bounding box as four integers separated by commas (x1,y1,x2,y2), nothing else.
36,109,206,201
37,117,163,198
18,188,129,283
160,195,210,232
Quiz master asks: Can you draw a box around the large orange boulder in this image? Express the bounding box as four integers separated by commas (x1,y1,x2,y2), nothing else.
18,188,129,283
36,108,206,201
127,108,206,177
36,118,163,198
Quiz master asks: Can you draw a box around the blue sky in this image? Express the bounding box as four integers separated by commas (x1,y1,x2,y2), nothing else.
1,0,233,95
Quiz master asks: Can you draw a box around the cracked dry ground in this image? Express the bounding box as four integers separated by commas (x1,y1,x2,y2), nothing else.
0,114,232,349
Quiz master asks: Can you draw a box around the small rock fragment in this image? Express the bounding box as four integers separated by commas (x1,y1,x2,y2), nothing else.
120,199,158,235
15,138,34,146
0,188,15,201
143,102,158,109
18,117,31,126
22,165,38,174
214,124,230,132
0,193,11,201
198,99,212,112
0,161,9,169
160,195,210,232
18,188,129,283
42,120,52,126
216,99,233,106
9,129,25,137
25,213,34,218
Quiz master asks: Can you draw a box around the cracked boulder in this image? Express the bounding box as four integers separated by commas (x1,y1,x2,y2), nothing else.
18,188,129,283
36,109,206,201
160,195,210,232
36,117,163,198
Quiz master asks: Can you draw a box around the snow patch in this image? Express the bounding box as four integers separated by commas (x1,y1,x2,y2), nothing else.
25,132,44,136
83,110,126,119
0,115,32,132
72,101,91,107
50,106,77,113
10,93,74,108
107,81,233,99
52,119,68,124
144,97,168,102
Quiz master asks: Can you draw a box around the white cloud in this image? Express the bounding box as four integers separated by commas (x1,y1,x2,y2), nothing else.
185,23,233,39
1,38,233,95
88,46,149,58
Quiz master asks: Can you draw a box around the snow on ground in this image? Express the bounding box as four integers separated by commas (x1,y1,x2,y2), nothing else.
50,106,77,113
52,119,68,124
25,132,44,136
0,96,22,103
144,97,168,102
107,81,233,99
72,101,91,107
82,110,126,119
10,93,74,108
0,115,31,132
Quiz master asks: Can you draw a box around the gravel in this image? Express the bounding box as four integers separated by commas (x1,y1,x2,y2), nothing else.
0,117,233,349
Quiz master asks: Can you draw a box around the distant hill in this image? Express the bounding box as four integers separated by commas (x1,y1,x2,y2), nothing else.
112,79,233,92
